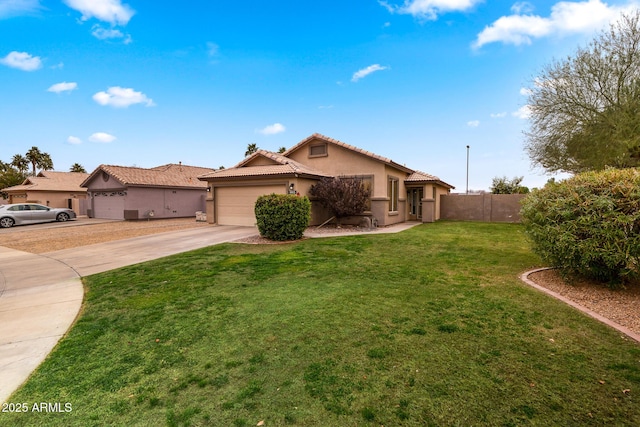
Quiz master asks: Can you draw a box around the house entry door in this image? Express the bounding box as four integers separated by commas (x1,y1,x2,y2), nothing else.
407,188,423,221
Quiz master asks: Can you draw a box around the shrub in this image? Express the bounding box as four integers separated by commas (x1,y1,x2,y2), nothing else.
254,194,311,241
520,168,640,286
308,177,371,225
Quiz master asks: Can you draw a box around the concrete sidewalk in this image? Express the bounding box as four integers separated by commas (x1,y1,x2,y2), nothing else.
0,221,421,402
0,225,259,402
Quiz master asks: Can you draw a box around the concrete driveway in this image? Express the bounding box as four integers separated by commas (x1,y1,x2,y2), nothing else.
0,225,258,402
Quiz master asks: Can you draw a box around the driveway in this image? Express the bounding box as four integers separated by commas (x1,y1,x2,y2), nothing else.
0,225,258,402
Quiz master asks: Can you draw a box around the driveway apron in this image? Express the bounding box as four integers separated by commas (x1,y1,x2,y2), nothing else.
0,225,258,402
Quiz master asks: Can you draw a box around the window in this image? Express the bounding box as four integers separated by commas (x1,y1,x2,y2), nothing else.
388,177,399,212
309,143,327,157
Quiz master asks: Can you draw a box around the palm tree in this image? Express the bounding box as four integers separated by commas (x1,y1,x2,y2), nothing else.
39,153,54,172
25,147,54,175
69,163,86,173
245,143,258,157
10,154,28,173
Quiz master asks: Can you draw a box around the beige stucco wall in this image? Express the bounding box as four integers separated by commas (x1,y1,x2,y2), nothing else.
8,191,87,214
288,141,415,226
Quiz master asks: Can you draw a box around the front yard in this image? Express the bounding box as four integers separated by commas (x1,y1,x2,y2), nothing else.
2,222,639,426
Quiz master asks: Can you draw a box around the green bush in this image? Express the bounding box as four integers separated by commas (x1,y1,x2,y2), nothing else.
255,194,311,241
521,168,640,286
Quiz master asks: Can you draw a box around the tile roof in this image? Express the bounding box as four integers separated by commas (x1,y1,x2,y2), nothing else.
83,164,215,189
282,133,414,174
406,170,455,189
2,171,89,192
199,150,332,180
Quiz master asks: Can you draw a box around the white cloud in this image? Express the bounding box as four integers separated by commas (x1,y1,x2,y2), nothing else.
89,132,116,143
257,123,286,135
0,51,42,71
473,0,636,49
63,0,134,26
467,120,480,127
0,0,42,19
67,136,82,144
511,2,535,14
512,105,531,119
91,25,131,43
92,86,155,108
351,64,389,82
381,0,482,20
490,112,507,118
47,82,78,93
520,87,533,96
207,42,219,57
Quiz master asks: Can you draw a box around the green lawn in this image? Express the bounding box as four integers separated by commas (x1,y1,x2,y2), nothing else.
2,222,640,426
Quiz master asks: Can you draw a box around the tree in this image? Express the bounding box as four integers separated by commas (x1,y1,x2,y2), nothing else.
525,11,640,174
278,146,286,154
309,177,371,225
490,176,529,194
0,161,26,197
245,143,258,157
25,146,53,176
11,154,28,173
69,163,86,173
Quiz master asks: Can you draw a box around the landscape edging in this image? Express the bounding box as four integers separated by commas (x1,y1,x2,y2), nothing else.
520,267,640,344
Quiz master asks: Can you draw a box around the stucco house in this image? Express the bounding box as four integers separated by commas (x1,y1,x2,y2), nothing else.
82,163,215,220
198,133,454,227
1,171,89,215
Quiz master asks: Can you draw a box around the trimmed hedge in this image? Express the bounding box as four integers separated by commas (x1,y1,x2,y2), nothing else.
255,194,311,241
521,168,640,286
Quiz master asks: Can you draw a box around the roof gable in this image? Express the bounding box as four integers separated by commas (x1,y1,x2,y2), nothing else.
198,150,332,181
2,171,89,192
82,163,215,189
282,133,414,174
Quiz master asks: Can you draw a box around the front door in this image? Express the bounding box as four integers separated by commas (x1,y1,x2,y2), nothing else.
407,188,423,221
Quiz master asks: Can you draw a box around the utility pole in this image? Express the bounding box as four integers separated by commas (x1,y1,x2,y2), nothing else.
466,145,470,194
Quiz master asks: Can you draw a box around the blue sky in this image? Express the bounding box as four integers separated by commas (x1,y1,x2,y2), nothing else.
2,0,638,191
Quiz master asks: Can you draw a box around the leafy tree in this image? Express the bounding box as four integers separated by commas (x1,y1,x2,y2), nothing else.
309,177,371,225
525,11,640,174
245,143,258,157
25,146,54,175
0,161,26,197
69,163,86,173
278,146,286,153
490,176,530,194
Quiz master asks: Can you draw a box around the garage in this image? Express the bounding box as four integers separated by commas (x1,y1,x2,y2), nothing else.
216,185,286,226
92,191,126,220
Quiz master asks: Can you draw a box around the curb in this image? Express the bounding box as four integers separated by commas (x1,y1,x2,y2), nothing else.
520,267,640,344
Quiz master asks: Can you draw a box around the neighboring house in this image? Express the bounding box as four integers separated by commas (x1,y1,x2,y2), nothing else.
198,133,454,227
82,163,215,220
1,171,89,215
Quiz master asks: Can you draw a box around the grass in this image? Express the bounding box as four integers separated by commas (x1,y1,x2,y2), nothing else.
2,222,640,426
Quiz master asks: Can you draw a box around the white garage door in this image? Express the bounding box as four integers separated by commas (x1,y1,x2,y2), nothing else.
216,185,286,226
92,192,126,220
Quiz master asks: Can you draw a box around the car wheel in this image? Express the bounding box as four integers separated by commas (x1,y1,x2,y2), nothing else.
56,213,70,222
0,217,15,228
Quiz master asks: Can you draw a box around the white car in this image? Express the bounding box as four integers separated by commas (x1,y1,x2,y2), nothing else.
0,203,77,228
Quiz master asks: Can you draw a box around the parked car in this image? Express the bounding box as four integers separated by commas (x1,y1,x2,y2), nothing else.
0,203,76,228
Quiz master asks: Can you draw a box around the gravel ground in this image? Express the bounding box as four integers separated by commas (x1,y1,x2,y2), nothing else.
1,218,208,254
528,269,640,336
3,219,636,336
